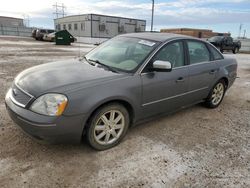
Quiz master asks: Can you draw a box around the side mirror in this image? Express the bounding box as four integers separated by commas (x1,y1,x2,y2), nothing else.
151,60,172,72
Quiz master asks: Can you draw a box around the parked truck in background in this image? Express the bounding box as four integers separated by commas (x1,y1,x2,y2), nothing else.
208,36,241,54
34,29,55,41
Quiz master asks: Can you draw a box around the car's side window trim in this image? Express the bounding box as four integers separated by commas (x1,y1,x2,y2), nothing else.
205,43,214,61
183,40,189,66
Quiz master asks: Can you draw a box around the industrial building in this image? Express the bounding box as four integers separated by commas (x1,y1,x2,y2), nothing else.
0,16,32,37
160,28,230,39
0,16,24,27
54,14,146,43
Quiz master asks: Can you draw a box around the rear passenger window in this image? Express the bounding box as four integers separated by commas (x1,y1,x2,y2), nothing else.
208,45,223,60
187,41,210,64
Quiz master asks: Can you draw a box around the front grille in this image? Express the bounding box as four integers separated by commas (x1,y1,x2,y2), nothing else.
10,84,33,107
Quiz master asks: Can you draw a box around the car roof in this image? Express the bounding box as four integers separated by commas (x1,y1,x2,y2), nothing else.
118,32,196,42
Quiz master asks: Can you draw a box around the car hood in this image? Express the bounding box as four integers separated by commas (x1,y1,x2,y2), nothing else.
15,59,126,97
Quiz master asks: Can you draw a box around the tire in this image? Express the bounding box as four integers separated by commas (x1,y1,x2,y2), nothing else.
86,103,130,150
205,80,226,108
233,47,239,54
217,46,223,53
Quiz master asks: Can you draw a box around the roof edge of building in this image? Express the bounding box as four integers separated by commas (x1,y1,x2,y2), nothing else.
54,13,146,22
0,16,23,20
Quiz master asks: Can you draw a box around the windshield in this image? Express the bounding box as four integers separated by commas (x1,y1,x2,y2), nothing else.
208,36,223,42
85,37,158,72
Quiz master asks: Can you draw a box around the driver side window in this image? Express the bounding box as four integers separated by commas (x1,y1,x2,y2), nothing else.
153,41,185,68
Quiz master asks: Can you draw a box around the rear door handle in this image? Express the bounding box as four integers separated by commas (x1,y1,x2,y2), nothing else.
176,77,184,82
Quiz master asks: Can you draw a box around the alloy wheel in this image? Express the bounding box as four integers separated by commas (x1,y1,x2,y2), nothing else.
93,110,125,145
211,83,224,105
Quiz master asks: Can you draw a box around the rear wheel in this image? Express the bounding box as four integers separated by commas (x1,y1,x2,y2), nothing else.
205,80,226,108
218,46,223,53
86,103,129,150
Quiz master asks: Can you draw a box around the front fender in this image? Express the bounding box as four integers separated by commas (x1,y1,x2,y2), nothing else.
63,75,142,119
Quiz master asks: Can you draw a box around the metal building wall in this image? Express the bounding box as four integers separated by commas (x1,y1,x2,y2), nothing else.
90,14,146,38
54,14,146,43
0,16,24,27
54,15,91,37
0,25,32,37
0,16,32,37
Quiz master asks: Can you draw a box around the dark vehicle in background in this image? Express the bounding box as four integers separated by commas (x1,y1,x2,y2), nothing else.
208,36,241,54
35,29,55,41
5,33,237,150
31,29,37,38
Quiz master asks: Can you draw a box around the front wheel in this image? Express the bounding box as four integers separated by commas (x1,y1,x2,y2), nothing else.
233,47,239,54
86,103,130,150
205,80,226,108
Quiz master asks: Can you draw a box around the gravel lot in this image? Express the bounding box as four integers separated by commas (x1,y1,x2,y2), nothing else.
0,36,249,188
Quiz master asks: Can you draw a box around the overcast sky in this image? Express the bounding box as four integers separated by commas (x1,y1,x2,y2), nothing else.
1,0,250,37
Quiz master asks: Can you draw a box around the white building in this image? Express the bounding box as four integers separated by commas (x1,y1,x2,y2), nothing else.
54,14,146,43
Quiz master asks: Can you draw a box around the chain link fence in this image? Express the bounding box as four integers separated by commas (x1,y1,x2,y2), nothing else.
0,25,33,37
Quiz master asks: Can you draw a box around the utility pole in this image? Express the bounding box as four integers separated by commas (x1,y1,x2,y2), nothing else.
238,23,243,38
53,3,66,19
27,15,30,27
53,2,58,19
62,3,65,17
151,0,154,32
243,29,246,39
23,14,30,27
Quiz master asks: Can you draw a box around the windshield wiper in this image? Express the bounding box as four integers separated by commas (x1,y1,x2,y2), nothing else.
87,58,118,73
82,56,95,66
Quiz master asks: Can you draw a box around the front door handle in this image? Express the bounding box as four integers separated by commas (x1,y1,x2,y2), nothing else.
209,69,217,74
176,77,184,83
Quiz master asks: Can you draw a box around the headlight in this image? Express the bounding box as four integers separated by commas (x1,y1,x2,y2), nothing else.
30,94,68,116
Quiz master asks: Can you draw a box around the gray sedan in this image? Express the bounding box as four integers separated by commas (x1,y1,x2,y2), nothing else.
5,33,237,150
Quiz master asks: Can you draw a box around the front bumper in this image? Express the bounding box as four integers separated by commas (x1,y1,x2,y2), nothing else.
5,91,87,144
